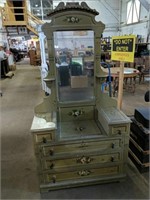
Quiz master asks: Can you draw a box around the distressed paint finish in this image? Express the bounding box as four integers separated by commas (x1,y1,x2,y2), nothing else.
31,2,130,192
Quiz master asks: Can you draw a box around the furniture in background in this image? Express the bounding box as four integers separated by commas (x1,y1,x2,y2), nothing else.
29,49,41,66
70,62,82,76
129,91,150,173
136,65,150,83
58,64,70,86
101,66,139,96
129,107,150,173
1,58,9,77
1,58,14,78
29,50,36,65
33,54,41,66
9,48,24,62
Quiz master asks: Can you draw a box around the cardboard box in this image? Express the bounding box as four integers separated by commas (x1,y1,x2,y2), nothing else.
71,75,88,88
9,64,16,71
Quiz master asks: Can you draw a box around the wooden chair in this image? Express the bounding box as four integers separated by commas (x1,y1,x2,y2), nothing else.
33,55,41,66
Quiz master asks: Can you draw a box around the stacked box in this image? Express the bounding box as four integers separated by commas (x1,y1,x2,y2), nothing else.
129,107,150,173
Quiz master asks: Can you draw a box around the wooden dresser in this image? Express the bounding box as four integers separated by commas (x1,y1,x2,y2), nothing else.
31,107,130,192
30,2,131,193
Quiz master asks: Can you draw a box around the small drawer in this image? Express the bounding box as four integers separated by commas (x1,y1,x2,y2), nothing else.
40,165,119,184
34,131,55,144
111,126,127,135
60,106,94,122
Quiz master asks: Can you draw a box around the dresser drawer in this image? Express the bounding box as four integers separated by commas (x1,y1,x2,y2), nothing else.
33,131,55,144
33,131,55,154
60,106,94,121
98,107,131,136
111,125,128,135
41,152,121,171
40,139,122,157
40,165,119,184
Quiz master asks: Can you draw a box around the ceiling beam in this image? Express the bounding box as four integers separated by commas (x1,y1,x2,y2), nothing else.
139,0,150,11
97,0,119,22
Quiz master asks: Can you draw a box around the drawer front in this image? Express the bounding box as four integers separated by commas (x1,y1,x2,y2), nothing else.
60,106,94,121
41,153,120,170
40,165,119,184
111,125,129,135
40,139,122,157
34,131,55,144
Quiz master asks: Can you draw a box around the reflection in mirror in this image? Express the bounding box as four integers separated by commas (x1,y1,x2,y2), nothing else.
54,30,95,102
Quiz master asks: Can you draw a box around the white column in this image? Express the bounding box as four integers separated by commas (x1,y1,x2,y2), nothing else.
0,4,5,46
37,24,50,94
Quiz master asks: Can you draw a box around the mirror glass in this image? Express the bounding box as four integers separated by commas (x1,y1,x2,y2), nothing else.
54,30,95,102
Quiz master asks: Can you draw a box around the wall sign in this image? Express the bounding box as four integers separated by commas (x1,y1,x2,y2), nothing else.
111,35,136,62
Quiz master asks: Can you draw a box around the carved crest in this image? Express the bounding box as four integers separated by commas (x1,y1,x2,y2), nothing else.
47,2,99,17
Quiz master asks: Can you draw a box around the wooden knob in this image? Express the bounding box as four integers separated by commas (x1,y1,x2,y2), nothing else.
50,163,54,169
112,143,115,148
111,156,114,162
42,137,47,143
49,148,54,156
52,175,56,183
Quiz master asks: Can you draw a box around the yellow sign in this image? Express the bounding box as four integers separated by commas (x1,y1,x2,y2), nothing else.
111,35,136,62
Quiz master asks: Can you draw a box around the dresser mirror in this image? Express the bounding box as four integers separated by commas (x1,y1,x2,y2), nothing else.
54,30,94,103
53,30,102,140
35,2,117,140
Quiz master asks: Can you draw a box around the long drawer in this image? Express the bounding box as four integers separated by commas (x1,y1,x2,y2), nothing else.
39,138,123,157
40,165,120,184
40,152,121,171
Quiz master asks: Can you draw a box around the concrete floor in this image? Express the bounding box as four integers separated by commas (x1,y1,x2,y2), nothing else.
1,58,149,199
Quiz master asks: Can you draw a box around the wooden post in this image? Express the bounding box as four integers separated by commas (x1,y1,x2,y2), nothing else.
117,61,124,109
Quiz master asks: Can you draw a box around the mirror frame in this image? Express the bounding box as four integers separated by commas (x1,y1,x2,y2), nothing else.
42,2,105,110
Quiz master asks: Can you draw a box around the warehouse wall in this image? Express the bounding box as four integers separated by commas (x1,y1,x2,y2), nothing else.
53,0,120,37
0,0,149,47
120,0,149,42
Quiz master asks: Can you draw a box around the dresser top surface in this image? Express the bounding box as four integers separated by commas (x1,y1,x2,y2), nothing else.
100,107,131,124
30,116,56,132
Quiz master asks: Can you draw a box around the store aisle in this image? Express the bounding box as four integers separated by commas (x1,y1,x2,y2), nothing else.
1,62,43,199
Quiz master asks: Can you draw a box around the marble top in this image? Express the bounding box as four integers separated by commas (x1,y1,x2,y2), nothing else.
30,116,56,132
100,107,131,124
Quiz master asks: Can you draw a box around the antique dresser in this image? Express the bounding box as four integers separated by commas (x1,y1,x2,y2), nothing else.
30,2,131,193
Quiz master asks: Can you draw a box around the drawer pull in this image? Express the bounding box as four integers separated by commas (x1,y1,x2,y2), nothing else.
76,156,93,164
112,143,115,148
49,148,54,156
111,156,115,162
75,126,85,132
79,141,88,148
50,163,54,169
78,170,91,176
117,130,121,135
42,137,47,143
52,175,56,183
